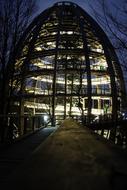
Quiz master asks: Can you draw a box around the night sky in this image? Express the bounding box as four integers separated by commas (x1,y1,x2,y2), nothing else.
35,0,124,37
37,0,89,13
36,0,122,17
36,0,124,37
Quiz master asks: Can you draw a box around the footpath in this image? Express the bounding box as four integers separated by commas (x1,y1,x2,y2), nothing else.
0,127,56,184
2,119,127,190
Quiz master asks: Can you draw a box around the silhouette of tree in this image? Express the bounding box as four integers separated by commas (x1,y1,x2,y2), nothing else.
88,0,127,74
0,0,37,142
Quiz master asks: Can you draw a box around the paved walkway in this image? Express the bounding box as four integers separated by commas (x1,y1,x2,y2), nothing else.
2,119,127,190
0,127,56,183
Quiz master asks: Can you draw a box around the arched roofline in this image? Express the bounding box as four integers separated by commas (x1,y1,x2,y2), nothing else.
16,1,119,59
17,1,114,54
15,1,126,101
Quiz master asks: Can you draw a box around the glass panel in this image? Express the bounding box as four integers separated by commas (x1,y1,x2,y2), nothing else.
56,74,65,94
25,75,53,95
29,55,55,70
91,74,111,95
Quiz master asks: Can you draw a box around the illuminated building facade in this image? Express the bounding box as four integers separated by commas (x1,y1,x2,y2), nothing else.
12,1,125,131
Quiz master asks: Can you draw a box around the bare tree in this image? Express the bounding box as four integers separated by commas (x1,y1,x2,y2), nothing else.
85,0,127,145
88,0,127,75
0,0,37,142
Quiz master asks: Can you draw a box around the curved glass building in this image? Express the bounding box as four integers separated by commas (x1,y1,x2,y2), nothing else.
12,1,125,131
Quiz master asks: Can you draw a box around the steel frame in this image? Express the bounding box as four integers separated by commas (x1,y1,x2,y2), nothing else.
11,1,125,131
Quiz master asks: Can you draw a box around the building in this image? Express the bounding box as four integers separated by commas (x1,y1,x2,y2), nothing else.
11,1,125,133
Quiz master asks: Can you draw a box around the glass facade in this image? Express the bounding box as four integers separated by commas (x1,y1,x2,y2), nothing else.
12,2,125,129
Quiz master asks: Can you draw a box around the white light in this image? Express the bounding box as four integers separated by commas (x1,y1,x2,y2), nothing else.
35,47,42,51
67,31,73,35
44,115,48,122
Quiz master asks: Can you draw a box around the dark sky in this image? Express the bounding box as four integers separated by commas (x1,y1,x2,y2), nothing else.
36,0,124,34
37,0,92,15
36,0,122,16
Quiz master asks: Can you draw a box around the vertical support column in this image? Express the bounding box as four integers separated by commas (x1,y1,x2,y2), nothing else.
52,9,61,126
98,99,102,114
64,55,68,119
79,18,92,124
64,71,67,119
102,45,118,142
80,68,84,118
52,54,57,126
32,99,36,131
19,23,42,134
103,47,117,122
19,98,24,136
69,74,74,117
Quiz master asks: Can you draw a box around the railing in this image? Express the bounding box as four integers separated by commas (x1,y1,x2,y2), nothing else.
0,115,50,143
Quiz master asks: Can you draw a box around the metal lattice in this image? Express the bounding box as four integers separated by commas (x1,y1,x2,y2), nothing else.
11,1,125,132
